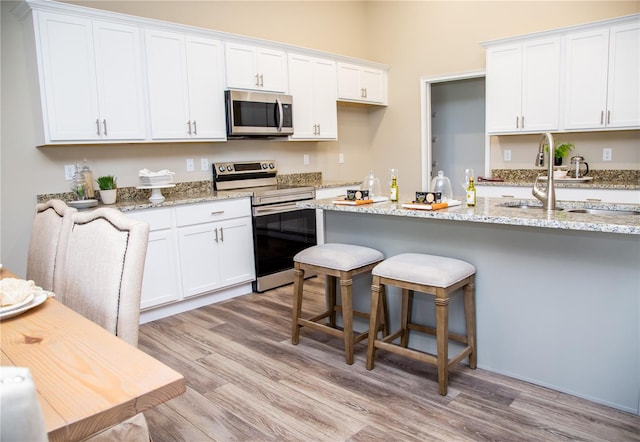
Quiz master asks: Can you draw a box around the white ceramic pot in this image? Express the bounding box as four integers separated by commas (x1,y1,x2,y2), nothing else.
100,189,117,205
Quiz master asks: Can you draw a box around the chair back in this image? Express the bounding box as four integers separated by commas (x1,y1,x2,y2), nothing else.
26,199,77,292
54,208,149,346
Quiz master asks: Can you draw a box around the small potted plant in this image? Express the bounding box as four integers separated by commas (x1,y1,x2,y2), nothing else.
96,175,118,205
545,142,574,166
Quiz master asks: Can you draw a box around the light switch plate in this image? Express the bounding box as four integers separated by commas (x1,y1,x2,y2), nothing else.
339,153,344,164
64,164,75,180
503,149,512,161
303,154,309,165
186,158,194,172
602,148,612,161
200,158,208,171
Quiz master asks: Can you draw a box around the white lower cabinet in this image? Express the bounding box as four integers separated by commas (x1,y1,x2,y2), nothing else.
127,199,255,315
477,185,639,203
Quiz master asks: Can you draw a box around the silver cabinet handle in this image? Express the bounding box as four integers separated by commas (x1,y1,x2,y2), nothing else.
255,73,260,87
259,74,264,87
210,210,224,216
600,110,604,125
193,120,197,135
521,115,525,128
102,119,107,136
96,119,101,135
317,124,320,135
214,228,218,242
516,116,519,128
220,227,224,242
313,124,318,135
607,110,611,125
187,121,192,135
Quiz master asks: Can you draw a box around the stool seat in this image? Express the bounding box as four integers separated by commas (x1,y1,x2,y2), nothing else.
294,243,384,271
373,253,475,287
367,252,477,395
292,243,386,365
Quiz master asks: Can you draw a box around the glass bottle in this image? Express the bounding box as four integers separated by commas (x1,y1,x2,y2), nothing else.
390,175,399,202
81,158,94,198
465,176,476,207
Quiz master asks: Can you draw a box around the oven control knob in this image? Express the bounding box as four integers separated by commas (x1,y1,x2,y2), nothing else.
227,165,233,171
218,165,225,173
268,163,275,169
261,163,268,169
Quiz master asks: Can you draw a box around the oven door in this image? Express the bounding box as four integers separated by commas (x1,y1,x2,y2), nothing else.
252,202,316,292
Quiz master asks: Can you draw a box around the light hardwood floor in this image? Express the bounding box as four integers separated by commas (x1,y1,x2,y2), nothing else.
139,276,640,441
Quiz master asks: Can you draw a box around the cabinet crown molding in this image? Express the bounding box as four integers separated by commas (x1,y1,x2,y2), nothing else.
480,13,639,47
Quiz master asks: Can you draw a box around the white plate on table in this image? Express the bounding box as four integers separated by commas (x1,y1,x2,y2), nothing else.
68,199,99,209
0,293,34,315
0,292,48,321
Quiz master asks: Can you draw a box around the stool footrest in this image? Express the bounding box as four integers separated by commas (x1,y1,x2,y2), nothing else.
375,340,473,370
407,323,469,345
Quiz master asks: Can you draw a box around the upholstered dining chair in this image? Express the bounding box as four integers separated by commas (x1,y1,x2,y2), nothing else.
53,207,151,441
26,199,77,292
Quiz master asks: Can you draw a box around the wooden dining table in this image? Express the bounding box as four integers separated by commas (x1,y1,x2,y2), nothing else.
0,267,186,441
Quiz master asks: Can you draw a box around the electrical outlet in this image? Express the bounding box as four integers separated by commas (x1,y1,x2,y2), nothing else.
303,154,309,165
602,148,612,161
200,158,208,171
503,149,512,161
338,153,344,164
64,164,75,180
186,158,194,172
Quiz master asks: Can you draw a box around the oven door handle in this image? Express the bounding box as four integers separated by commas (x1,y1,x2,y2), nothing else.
253,202,303,216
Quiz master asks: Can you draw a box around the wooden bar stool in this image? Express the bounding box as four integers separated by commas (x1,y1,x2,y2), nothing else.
366,253,476,395
292,243,386,365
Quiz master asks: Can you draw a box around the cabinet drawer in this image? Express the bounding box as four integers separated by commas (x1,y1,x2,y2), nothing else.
127,207,173,231
175,198,250,226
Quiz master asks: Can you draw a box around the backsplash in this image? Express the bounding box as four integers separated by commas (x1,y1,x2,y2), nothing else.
491,169,640,184
36,173,323,204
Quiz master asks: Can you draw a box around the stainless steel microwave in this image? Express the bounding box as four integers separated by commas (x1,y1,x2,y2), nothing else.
225,90,294,137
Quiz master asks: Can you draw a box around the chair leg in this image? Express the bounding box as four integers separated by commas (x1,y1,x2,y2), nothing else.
400,289,412,348
327,275,337,327
340,272,355,365
464,279,477,369
435,292,450,396
379,284,389,337
366,275,382,370
292,266,305,345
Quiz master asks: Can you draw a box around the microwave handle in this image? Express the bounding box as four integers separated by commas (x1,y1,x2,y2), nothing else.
276,98,283,133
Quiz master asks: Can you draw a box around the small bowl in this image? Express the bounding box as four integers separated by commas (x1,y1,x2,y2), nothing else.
553,170,568,179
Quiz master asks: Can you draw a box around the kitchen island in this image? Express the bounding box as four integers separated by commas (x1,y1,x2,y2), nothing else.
298,196,640,414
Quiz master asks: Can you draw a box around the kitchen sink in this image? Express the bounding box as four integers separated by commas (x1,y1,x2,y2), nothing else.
566,208,640,216
498,202,563,211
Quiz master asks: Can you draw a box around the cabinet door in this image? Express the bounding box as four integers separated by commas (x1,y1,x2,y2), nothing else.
607,22,640,128
288,54,317,139
313,58,338,139
337,62,362,101
93,20,146,140
563,29,610,130
360,67,385,104
145,29,191,139
217,217,255,287
485,44,522,133
139,229,181,309
225,42,260,90
177,223,222,297
36,12,100,141
185,36,226,139
521,37,560,131
256,47,288,92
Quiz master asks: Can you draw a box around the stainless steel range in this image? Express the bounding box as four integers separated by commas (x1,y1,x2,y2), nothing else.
213,160,317,292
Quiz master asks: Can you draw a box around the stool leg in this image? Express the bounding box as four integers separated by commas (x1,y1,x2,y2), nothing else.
435,291,450,396
327,275,337,327
464,278,477,369
366,275,382,370
340,272,355,365
400,289,412,348
379,284,389,337
292,265,305,345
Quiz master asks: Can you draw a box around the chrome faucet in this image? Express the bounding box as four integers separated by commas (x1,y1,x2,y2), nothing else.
532,132,556,211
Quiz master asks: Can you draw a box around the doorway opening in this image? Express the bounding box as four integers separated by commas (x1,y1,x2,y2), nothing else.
420,71,487,191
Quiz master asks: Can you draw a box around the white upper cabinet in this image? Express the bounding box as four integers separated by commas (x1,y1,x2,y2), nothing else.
35,11,146,143
337,62,387,105
485,37,560,134
225,42,288,92
145,30,226,141
288,53,338,140
565,21,640,130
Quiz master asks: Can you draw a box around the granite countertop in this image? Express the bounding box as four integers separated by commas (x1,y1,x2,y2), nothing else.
299,196,640,235
478,169,640,190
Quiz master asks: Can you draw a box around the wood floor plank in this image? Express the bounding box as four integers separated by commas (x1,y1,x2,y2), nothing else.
138,278,640,441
